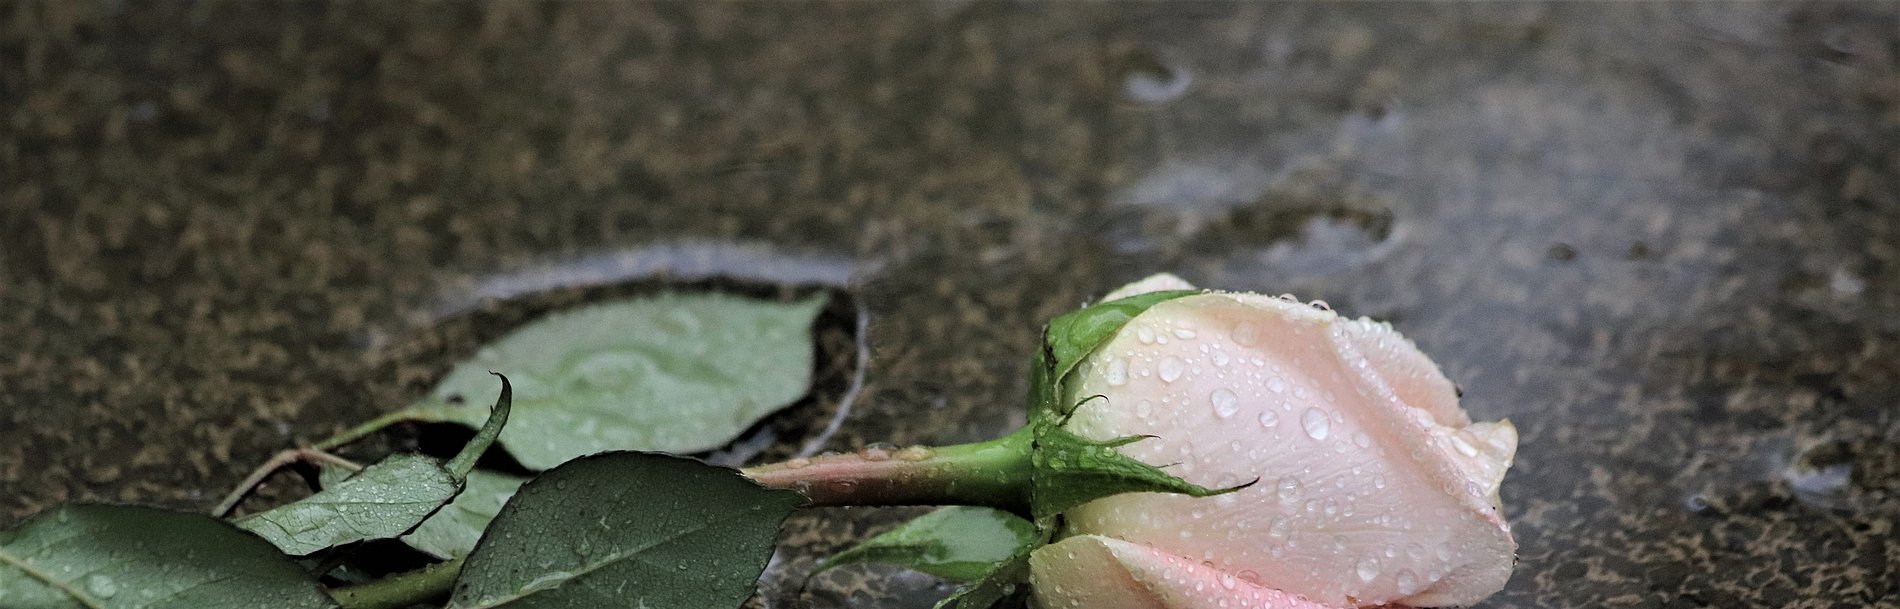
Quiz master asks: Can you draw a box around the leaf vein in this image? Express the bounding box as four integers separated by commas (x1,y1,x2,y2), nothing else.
0,547,110,609
459,519,718,609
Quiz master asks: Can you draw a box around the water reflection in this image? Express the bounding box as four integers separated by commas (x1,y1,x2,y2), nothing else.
429,240,869,317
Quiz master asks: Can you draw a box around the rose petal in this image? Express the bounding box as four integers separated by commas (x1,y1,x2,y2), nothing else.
1103,273,1198,301
1030,534,1342,609
1064,293,1516,607
1334,318,1468,428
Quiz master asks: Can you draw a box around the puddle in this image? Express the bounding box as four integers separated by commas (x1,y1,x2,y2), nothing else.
426,241,869,318
1117,49,1194,104
1094,176,1397,281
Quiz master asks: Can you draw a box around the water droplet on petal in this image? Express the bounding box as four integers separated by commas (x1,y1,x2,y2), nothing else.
1397,569,1420,594
1136,325,1158,344
1302,407,1332,441
1258,409,1279,429
1135,400,1155,418
1158,356,1186,383
1356,557,1380,582
1449,432,1480,457
1276,475,1303,501
1210,388,1239,418
1105,357,1130,386
1232,321,1263,347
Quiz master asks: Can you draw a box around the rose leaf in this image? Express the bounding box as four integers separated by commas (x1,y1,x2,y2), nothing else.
815,506,1038,583
399,293,826,470
399,469,527,560
446,452,802,609
0,505,337,608
237,379,513,556
235,454,460,557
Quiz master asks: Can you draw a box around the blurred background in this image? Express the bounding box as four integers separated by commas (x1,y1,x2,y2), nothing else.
2,3,1897,608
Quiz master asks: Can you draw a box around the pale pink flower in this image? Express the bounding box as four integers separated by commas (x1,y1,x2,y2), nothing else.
1030,274,1517,609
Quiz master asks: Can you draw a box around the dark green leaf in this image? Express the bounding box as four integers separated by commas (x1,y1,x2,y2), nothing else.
400,469,527,560
0,505,337,609
235,454,459,556
400,293,826,470
316,462,355,490
816,507,1036,583
447,452,803,609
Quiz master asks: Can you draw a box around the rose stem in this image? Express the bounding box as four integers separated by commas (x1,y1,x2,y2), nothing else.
740,426,1034,512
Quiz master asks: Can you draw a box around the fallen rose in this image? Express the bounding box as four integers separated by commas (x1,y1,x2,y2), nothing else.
1029,273,1517,609
743,273,1516,609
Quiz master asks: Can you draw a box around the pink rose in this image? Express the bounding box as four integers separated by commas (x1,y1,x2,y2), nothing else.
1029,274,1517,609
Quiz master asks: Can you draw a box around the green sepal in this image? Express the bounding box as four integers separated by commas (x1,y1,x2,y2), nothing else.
815,507,1037,583
1029,424,1249,522
930,544,1033,609
1028,290,1198,420
1022,288,1250,524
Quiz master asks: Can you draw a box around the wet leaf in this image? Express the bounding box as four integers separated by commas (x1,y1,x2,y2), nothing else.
237,380,513,556
400,469,527,559
931,548,1031,609
0,505,337,609
816,507,1036,583
316,462,355,490
401,293,826,470
236,454,459,557
447,452,802,609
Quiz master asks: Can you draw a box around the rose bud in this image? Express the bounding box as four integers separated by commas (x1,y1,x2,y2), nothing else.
1030,274,1517,608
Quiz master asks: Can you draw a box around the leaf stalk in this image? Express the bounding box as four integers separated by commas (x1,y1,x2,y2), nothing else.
328,556,464,609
